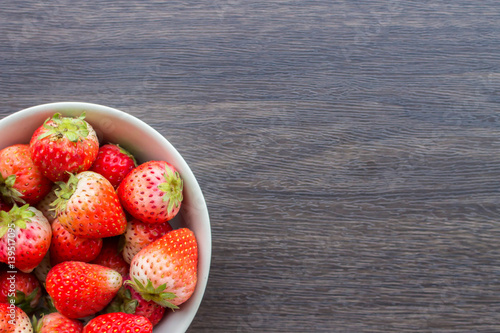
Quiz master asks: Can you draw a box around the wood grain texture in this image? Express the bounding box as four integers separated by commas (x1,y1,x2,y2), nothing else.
1,1,500,332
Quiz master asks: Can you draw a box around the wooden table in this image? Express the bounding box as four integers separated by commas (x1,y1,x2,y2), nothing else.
1,1,500,332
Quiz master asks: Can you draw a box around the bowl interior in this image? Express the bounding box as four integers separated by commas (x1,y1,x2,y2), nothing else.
0,102,211,333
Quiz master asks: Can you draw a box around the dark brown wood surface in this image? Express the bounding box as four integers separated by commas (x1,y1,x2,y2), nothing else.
2,1,500,332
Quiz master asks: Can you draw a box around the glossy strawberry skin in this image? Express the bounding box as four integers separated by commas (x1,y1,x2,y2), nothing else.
117,161,183,224
83,312,152,333
49,219,103,266
89,144,137,188
36,312,84,333
46,261,123,319
0,206,52,273
90,237,129,277
122,218,173,264
128,228,198,308
0,270,42,314
0,144,52,205
29,113,99,182
56,171,127,239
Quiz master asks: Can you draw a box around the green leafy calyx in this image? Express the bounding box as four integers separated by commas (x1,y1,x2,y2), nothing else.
51,173,79,215
0,204,34,238
0,173,25,205
157,165,183,213
37,112,89,143
124,278,179,310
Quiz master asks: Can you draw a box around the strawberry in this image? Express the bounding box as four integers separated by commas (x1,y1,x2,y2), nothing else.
105,274,166,326
122,218,173,264
49,219,103,266
83,312,152,333
29,113,99,182
0,303,33,332
89,144,137,189
127,228,198,309
0,205,51,273
45,261,122,319
35,185,58,224
33,312,83,333
52,172,127,239
117,161,183,224
0,144,52,206
90,237,129,277
0,271,41,314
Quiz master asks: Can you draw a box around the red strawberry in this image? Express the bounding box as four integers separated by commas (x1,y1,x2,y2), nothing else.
52,172,127,239
105,274,165,326
0,271,41,314
83,312,152,333
49,219,103,266
122,218,173,264
29,113,99,182
0,144,52,205
34,312,83,333
90,237,129,277
89,144,137,188
117,161,183,224
0,205,51,273
45,261,123,319
127,228,198,309
0,303,33,332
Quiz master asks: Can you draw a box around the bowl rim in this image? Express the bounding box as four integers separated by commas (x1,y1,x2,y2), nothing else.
1,101,212,332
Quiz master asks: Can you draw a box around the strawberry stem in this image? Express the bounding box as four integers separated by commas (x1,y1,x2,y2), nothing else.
0,204,34,238
51,173,79,215
124,278,179,310
157,165,183,213
37,112,89,143
0,174,26,205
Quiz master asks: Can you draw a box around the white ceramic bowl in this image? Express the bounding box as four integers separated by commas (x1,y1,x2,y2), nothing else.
0,102,211,332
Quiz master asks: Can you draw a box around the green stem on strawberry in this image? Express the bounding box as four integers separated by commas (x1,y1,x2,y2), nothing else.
0,174,26,205
37,112,89,143
12,287,40,314
124,278,179,310
51,173,79,215
157,166,183,213
0,204,34,238
103,287,138,315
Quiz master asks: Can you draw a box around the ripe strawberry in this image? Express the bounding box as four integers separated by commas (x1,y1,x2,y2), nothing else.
90,237,129,277
0,271,41,314
83,312,152,333
35,185,58,224
122,218,173,264
89,144,137,188
45,261,123,319
0,144,52,205
29,113,99,182
0,303,33,332
105,274,165,326
33,312,83,333
0,205,51,273
117,161,183,224
52,172,127,239
127,228,198,309
49,219,103,266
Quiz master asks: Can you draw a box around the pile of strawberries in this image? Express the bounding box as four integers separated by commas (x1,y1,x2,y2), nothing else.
0,113,198,332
